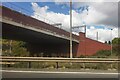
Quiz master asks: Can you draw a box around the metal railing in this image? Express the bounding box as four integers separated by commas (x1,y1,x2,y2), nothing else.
1,56,120,63
1,56,119,70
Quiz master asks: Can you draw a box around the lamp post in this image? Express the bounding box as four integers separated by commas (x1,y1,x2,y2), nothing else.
96,31,98,41
70,0,72,58
111,29,113,56
110,29,113,69
69,0,88,58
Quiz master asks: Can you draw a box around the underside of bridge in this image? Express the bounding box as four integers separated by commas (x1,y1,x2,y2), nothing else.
2,22,79,57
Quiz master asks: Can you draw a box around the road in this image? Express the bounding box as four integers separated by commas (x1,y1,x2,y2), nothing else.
1,70,119,78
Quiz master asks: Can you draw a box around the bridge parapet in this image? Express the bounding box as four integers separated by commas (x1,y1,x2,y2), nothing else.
0,6,79,42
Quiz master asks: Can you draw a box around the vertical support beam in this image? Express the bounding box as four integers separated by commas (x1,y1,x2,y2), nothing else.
85,25,86,37
84,25,86,56
70,0,73,58
110,29,113,70
56,62,59,69
110,63,113,69
28,62,31,68
96,32,98,41
82,63,85,69
7,61,10,67
9,40,12,54
111,29,113,56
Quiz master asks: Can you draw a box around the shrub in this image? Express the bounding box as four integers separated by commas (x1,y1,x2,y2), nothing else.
94,50,111,58
78,55,86,58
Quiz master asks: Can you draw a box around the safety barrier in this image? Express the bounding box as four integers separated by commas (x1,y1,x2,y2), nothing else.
1,56,120,63
1,56,119,70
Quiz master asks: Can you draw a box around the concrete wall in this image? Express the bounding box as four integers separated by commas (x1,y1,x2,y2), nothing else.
76,32,111,57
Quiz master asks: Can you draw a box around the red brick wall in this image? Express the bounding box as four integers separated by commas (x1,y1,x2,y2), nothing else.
76,32,111,57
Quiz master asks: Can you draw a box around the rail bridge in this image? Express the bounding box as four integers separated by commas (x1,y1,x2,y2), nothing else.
1,6,111,57
0,6,79,57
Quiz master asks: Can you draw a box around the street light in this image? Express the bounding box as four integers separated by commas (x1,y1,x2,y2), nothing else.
110,28,113,69
111,29,113,56
69,0,88,58
96,31,99,41
70,0,72,58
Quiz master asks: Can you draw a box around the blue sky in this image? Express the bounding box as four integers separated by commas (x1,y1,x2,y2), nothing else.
2,2,90,17
37,2,70,15
3,2,34,16
2,2,70,15
2,2,118,42
2,2,91,28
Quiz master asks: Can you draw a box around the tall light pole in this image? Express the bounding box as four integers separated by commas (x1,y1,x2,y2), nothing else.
84,25,86,56
84,25,86,37
111,29,113,56
110,29,113,69
70,0,72,58
96,31,98,41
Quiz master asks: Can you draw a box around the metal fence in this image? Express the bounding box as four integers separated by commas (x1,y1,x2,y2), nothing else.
1,57,119,70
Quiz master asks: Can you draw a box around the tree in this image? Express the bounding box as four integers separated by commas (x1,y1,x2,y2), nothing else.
94,38,120,57
108,41,111,44
112,38,120,56
2,39,29,56
2,39,11,56
112,38,120,44
12,40,29,56
105,41,107,44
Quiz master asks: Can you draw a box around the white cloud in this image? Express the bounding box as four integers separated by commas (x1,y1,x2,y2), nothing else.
55,2,118,27
31,2,118,43
86,26,118,42
83,6,108,25
31,2,70,31
31,2,49,16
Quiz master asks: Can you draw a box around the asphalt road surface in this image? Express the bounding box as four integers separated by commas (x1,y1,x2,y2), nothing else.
1,70,119,78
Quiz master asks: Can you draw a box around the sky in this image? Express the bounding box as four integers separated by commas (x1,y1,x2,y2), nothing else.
2,1,119,43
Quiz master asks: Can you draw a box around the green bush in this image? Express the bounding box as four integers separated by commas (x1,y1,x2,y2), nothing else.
94,50,111,58
2,39,29,57
78,55,86,58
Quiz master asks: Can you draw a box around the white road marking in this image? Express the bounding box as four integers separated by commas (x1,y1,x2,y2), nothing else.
0,70,119,75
